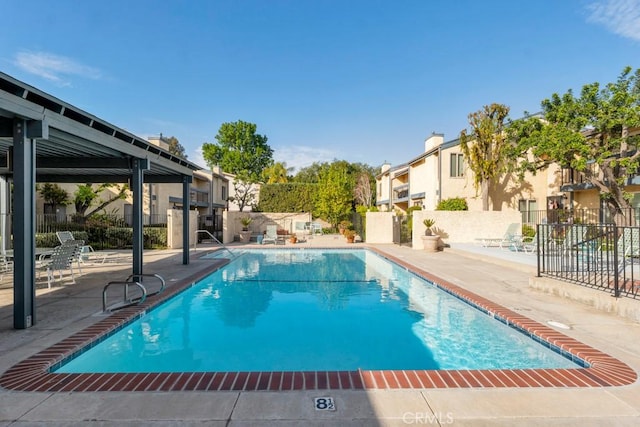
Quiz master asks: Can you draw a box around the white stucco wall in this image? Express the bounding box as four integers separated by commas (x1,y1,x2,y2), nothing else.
166,209,199,249
365,212,395,243
223,211,314,243
412,210,522,248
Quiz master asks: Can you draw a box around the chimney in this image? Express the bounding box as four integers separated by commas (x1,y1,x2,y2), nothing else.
424,132,444,151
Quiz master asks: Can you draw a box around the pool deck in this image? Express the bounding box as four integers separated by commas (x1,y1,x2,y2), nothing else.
0,236,639,426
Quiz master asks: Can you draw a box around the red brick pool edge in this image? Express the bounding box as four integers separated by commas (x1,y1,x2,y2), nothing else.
1,248,636,392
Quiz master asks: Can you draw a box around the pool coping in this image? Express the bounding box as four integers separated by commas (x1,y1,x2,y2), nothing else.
0,247,637,392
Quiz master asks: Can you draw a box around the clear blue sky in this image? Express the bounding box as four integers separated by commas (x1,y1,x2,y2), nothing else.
1,0,639,172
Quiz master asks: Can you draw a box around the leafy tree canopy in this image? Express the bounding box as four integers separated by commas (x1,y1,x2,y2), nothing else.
262,161,293,183
509,66,640,221
202,120,273,182
73,183,129,218
38,183,70,206
293,162,327,183
165,135,187,159
314,161,354,228
459,103,512,211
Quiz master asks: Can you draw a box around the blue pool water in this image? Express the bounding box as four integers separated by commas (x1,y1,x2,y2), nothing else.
55,249,579,373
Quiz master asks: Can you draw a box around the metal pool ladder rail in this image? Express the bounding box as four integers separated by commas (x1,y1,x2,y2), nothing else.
102,273,166,313
194,229,236,258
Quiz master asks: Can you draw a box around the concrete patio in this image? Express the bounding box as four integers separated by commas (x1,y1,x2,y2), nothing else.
0,236,639,426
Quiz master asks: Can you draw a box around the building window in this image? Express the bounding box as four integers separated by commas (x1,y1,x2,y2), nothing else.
519,199,538,223
221,186,227,201
450,153,464,177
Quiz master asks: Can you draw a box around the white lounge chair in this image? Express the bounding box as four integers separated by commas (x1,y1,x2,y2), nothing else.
612,227,640,274
475,223,522,249
262,225,278,245
56,230,117,264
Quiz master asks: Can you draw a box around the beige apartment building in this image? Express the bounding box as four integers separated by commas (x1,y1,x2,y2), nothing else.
557,127,640,224
36,136,229,237
376,133,563,221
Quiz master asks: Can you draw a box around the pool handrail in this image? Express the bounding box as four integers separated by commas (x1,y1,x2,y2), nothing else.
125,273,165,299
102,280,146,313
194,229,236,258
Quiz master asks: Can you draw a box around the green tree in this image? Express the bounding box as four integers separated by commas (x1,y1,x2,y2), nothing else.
459,103,512,211
73,183,129,218
509,67,640,223
38,183,70,207
262,161,293,183
201,120,273,211
165,135,187,159
293,162,327,183
315,161,353,229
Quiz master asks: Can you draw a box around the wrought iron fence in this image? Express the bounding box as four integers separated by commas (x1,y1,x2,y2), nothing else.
522,207,640,228
536,223,640,299
392,214,412,246
352,212,365,241
2,213,168,250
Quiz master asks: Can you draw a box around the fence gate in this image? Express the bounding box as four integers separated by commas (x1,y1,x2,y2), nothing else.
392,215,411,246
197,212,223,241
392,216,400,244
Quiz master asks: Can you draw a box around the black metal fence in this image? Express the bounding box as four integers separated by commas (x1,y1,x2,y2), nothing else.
536,223,640,299
392,215,412,246
523,207,640,228
352,212,365,242
3,213,169,250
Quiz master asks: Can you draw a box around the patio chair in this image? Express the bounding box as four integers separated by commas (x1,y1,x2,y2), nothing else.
63,239,86,274
0,253,12,281
56,230,116,264
475,223,522,249
37,241,82,288
57,231,94,259
614,227,640,274
557,224,589,252
521,228,568,255
262,225,278,245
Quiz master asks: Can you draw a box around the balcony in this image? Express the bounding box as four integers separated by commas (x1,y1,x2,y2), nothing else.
393,189,409,202
560,166,595,191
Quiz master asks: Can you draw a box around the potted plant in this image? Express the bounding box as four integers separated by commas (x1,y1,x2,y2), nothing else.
344,229,356,243
289,233,298,244
338,220,352,235
238,216,253,243
240,216,253,231
423,218,435,236
421,218,439,252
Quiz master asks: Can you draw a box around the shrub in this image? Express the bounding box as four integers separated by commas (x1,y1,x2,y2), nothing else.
35,231,90,247
436,197,468,211
256,183,317,213
36,233,59,248
521,224,535,238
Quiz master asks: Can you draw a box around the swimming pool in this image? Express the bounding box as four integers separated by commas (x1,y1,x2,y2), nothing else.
55,249,577,373
1,247,635,392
